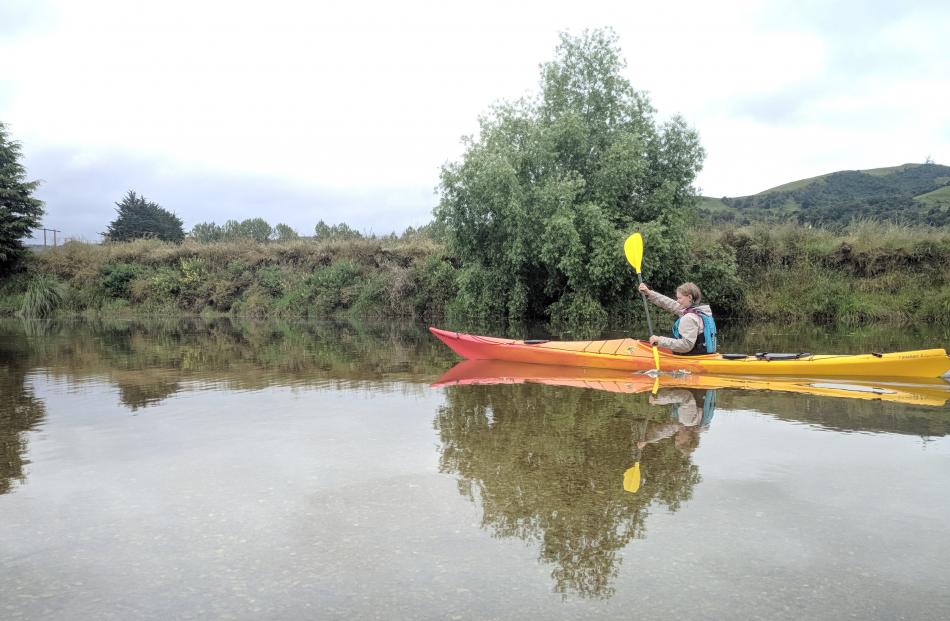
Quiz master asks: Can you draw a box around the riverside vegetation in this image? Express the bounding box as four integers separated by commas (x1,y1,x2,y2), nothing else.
2,219,949,333
2,30,949,332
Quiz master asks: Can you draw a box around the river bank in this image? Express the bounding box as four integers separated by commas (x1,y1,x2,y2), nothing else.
2,221,948,330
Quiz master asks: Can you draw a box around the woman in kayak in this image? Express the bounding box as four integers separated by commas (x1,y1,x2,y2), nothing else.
637,282,717,355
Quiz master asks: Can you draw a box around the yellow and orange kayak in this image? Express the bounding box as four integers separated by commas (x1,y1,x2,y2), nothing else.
432,359,950,407
429,327,950,379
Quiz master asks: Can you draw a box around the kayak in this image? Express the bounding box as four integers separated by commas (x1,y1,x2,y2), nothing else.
432,359,950,407
429,327,950,379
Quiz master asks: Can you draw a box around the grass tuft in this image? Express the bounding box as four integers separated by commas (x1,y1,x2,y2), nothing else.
20,275,66,317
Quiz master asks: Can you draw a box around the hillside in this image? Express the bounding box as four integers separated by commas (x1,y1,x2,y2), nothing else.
699,162,950,226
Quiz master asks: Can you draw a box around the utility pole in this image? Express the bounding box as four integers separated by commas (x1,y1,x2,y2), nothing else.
39,228,62,247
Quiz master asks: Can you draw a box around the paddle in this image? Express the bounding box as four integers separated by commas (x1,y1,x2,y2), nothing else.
624,232,661,372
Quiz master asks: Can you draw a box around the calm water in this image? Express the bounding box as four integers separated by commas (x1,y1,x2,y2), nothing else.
2,318,949,620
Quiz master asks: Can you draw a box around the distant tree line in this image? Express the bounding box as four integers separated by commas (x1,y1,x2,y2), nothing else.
104,193,387,244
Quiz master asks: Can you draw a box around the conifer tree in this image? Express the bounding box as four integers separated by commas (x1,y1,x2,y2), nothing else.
104,191,184,242
0,121,45,270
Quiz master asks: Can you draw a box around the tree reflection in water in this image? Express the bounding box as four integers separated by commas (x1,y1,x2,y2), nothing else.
434,383,704,598
0,348,46,495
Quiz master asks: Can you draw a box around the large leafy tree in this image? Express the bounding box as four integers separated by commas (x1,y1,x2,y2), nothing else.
104,190,184,242
0,122,45,271
435,30,705,326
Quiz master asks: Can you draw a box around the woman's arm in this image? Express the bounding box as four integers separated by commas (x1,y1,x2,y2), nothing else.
645,289,686,316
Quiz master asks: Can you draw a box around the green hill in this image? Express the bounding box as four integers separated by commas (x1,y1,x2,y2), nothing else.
699,162,950,226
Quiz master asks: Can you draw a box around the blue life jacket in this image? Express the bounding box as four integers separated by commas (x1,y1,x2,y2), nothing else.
672,308,717,355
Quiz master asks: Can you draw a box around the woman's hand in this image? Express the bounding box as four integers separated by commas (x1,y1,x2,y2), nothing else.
638,282,650,294
648,335,660,345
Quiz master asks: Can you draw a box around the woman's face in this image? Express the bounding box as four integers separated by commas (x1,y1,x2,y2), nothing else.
676,290,692,306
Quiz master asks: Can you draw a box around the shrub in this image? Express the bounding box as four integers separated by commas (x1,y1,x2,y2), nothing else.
100,263,139,299
257,266,285,297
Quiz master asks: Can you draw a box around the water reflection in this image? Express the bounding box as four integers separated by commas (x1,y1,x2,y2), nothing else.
431,359,950,597
434,379,700,598
0,317,456,496
0,317,456,413
0,342,47,495
432,372,727,597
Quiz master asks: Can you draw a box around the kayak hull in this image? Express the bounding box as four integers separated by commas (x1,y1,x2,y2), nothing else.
429,327,950,379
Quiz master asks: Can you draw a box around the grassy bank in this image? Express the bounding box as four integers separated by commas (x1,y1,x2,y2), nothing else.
2,221,949,328
1,236,458,321
693,220,950,325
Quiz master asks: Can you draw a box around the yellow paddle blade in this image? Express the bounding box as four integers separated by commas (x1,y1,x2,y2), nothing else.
652,346,661,373
623,233,644,274
651,374,659,395
623,462,641,494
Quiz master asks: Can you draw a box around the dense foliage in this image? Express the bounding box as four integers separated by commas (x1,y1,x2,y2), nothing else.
0,122,45,272
705,163,950,227
435,30,705,327
104,191,185,242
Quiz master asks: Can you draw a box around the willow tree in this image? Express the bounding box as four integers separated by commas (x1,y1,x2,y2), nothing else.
436,30,704,327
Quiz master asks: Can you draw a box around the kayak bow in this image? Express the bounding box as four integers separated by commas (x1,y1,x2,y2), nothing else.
429,327,950,379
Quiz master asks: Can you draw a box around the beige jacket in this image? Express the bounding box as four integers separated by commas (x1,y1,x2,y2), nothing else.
645,290,713,354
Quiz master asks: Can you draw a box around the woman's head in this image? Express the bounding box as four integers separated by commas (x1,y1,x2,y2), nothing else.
676,282,702,306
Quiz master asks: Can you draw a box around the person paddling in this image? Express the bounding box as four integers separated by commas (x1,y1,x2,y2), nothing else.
637,282,717,356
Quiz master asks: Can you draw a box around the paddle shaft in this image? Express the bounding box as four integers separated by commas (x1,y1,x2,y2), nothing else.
635,272,655,337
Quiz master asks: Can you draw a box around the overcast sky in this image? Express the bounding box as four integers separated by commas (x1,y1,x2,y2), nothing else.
2,0,948,241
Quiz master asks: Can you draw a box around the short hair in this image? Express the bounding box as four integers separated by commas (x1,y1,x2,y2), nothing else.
676,282,702,305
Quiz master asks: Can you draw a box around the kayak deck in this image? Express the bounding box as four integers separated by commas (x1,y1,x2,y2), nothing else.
429,327,950,379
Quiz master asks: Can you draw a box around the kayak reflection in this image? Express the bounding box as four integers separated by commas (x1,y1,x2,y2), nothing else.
433,359,950,407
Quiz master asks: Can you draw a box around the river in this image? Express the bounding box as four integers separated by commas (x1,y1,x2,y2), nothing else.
1,318,949,619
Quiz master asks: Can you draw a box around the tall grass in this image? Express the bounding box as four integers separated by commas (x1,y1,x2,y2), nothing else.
19,275,66,317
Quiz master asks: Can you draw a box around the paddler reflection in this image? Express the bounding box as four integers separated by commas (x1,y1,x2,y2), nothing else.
624,388,716,494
